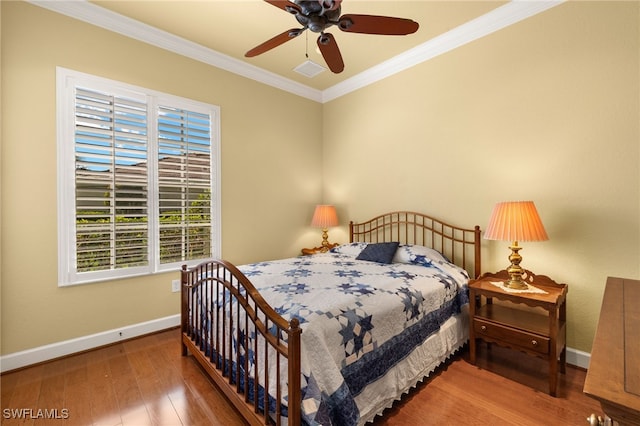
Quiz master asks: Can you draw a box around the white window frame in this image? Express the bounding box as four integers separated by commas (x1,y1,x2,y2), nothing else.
56,67,221,286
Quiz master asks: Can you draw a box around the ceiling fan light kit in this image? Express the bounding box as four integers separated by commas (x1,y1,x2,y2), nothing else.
246,0,419,74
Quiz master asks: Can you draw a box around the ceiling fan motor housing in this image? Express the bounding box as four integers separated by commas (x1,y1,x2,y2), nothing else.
293,0,341,33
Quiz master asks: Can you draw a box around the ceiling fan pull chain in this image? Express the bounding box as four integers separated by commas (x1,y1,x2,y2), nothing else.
305,30,309,59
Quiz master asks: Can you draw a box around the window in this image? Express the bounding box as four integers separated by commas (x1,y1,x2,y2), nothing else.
57,67,220,286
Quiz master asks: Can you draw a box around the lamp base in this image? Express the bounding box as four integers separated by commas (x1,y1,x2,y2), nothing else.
505,277,528,290
319,228,336,252
504,242,529,290
301,228,338,255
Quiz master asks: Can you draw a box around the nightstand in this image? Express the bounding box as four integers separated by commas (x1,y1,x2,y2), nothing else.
469,269,568,396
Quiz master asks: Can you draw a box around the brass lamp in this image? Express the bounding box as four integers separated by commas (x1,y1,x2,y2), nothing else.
310,204,339,252
484,201,549,289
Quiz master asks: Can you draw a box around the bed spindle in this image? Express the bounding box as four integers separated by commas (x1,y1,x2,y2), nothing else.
235,275,242,390
276,333,282,425
252,309,259,410
263,317,270,420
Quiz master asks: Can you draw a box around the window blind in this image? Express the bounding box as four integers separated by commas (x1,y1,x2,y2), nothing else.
157,106,212,264
74,87,149,272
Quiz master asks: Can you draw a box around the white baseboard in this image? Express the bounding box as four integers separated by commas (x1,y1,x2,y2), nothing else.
1,316,591,374
0,315,180,373
566,347,590,370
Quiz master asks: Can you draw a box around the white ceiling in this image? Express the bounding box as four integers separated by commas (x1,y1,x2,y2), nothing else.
31,1,564,102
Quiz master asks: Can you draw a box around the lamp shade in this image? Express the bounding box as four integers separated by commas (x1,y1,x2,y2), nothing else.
311,205,338,228
484,201,548,242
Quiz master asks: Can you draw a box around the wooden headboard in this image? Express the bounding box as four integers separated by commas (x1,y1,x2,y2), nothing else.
349,211,481,279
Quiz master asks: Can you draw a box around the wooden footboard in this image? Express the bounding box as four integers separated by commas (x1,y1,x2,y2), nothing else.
181,259,301,426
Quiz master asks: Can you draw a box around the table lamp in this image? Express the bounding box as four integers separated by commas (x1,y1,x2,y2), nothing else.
311,204,338,252
484,201,549,289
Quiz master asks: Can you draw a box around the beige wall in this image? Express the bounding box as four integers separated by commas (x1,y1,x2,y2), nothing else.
1,1,638,357
323,1,639,352
0,1,322,354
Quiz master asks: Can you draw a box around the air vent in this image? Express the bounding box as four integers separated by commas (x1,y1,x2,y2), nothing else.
293,60,326,78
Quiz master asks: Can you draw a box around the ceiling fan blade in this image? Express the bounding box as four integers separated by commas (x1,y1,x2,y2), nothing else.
317,33,344,74
264,0,301,14
338,14,419,35
245,28,304,57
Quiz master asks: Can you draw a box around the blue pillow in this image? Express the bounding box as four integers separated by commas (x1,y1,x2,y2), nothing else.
356,242,399,264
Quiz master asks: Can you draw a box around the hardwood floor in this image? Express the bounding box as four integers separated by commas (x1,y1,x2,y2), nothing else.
1,328,603,425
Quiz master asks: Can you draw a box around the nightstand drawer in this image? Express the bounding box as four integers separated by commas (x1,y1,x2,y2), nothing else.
473,318,550,355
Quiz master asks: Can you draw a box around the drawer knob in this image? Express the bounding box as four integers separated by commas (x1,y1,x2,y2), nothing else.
531,340,538,346
481,325,487,331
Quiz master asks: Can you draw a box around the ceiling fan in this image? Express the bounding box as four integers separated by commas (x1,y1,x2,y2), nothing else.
245,0,419,74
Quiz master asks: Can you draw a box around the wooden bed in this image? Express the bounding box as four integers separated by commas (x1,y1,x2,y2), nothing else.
181,211,481,426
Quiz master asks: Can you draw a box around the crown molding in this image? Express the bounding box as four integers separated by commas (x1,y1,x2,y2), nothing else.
322,0,564,102
28,0,324,102
29,0,563,104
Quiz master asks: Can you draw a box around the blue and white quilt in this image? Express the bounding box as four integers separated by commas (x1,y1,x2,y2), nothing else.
198,243,470,426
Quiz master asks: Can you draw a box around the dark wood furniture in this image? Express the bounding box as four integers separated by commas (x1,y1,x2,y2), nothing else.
181,211,481,426
300,242,338,255
584,277,640,425
469,269,567,396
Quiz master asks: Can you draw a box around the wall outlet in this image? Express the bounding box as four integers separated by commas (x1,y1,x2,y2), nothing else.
171,279,180,293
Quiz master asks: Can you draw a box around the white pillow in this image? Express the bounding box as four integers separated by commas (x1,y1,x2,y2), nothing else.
330,242,369,257
392,244,449,266
394,244,470,284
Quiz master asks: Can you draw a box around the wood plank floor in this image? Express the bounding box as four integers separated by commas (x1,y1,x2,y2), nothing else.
1,328,603,425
